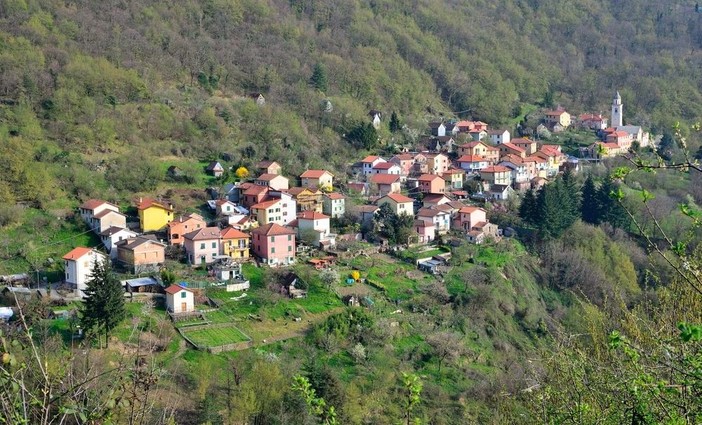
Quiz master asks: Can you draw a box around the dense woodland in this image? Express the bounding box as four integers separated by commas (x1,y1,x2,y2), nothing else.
2,0,702,423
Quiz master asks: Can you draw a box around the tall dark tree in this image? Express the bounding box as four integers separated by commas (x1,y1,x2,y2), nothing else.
347,122,378,150
597,176,630,230
81,257,125,348
581,174,599,224
310,62,328,92
536,177,579,239
519,188,539,226
561,167,581,219
389,111,401,133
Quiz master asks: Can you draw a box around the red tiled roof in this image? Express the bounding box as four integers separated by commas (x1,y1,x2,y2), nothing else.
325,192,345,200
80,199,115,210
220,227,249,239
164,284,192,295
251,223,295,236
417,174,443,182
300,169,333,178
137,198,174,212
183,227,221,241
481,166,511,173
93,209,124,219
510,138,534,145
500,142,525,153
442,169,465,176
457,155,487,163
257,173,285,182
370,174,401,184
391,154,414,161
256,160,280,168
372,162,398,170
459,206,482,213
216,199,234,206
243,185,269,196
251,199,280,210
382,193,413,203
361,155,382,163
62,247,95,260
298,211,329,220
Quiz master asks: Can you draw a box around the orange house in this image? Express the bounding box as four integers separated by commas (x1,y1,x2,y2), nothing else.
417,174,445,194
168,213,207,245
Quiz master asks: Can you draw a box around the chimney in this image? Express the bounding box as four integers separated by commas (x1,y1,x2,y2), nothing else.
139,197,142,203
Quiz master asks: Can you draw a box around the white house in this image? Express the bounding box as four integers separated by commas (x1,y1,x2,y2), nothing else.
79,199,119,227
216,199,239,216
90,210,127,234
165,284,195,313
488,129,511,145
100,227,138,259
371,162,403,176
360,156,386,176
62,247,107,298
322,193,346,218
416,207,451,234
295,211,333,247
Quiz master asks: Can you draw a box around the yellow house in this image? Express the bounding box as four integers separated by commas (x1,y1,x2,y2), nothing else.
220,227,250,259
300,170,334,190
544,109,571,128
377,193,414,216
137,198,175,232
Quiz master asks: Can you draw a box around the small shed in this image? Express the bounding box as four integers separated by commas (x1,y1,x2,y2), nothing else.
206,161,225,177
164,284,195,313
122,277,162,294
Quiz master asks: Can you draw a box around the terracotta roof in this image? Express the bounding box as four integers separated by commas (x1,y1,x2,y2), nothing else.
63,247,95,260
116,235,165,250
220,227,249,239
372,162,398,170
417,207,448,217
603,142,620,149
300,169,333,179
611,131,629,137
500,142,526,153
168,213,205,227
370,174,401,184
442,169,465,176
457,155,487,162
459,206,482,214
257,173,286,182
579,113,605,121
481,166,511,173
183,227,221,241
243,185,269,196
298,211,329,220
164,284,192,295
215,199,235,206
251,199,280,210
459,141,483,149
545,109,568,116
80,199,116,211
487,129,509,135
526,155,548,163
423,194,449,203
417,174,443,182
414,220,433,227
347,183,368,192
324,192,345,200
137,198,174,212
381,193,413,203
510,138,534,145
256,160,280,168
251,223,295,236
357,205,379,213
473,221,488,229
391,153,414,161
93,209,125,219
361,155,382,163
500,154,524,165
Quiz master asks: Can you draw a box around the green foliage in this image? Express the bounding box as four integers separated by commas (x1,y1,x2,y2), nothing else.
310,62,329,92
389,111,401,133
81,258,126,348
346,121,378,150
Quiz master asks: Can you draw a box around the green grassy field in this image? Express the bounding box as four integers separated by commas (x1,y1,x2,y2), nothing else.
183,325,250,347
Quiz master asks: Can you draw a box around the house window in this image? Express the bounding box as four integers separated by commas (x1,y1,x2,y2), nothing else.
200,243,205,249
212,242,216,248
271,236,275,242
288,246,292,252
271,247,275,254
181,291,186,298
288,235,292,241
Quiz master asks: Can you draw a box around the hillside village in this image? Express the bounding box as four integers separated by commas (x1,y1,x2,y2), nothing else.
8,90,651,351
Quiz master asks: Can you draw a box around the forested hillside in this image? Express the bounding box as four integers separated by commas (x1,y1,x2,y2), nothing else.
3,0,702,423
3,0,702,209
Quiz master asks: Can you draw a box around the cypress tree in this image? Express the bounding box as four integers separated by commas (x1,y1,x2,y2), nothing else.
598,176,630,230
310,62,328,92
519,188,538,226
81,257,125,348
561,167,581,222
581,174,599,224
389,111,401,133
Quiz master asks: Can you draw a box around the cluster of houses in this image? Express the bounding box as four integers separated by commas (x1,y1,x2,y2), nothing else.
60,90,649,309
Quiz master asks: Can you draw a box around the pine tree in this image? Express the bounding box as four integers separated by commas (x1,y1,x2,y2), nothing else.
81,257,125,348
561,167,581,221
519,188,538,226
597,176,630,230
389,111,401,133
310,62,328,92
536,176,579,239
581,174,599,224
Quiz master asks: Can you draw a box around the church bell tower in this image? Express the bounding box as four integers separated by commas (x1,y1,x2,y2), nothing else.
611,91,623,128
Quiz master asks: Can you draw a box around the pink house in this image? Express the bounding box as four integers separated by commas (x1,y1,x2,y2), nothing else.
389,153,415,176
458,206,487,232
369,174,402,196
183,227,221,267
251,223,296,266
417,174,445,194
414,220,435,244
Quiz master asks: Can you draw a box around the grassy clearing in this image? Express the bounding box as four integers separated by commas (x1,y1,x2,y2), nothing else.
183,325,250,347
343,255,425,300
